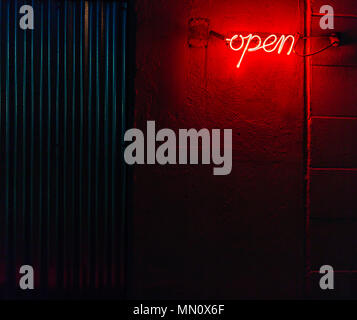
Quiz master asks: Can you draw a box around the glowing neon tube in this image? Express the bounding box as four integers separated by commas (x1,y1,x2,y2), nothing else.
226,33,296,68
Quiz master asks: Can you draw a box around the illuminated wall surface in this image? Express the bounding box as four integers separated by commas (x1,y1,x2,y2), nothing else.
1,0,357,300
131,0,357,300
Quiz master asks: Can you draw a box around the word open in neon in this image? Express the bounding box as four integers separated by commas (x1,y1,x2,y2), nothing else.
226,33,296,68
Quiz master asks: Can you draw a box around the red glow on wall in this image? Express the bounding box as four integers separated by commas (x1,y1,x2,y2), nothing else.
226,33,296,68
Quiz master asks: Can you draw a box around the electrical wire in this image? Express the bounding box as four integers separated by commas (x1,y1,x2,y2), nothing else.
293,41,337,57
292,33,340,57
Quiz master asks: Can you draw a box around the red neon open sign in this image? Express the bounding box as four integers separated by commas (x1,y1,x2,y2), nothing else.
226,33,296,68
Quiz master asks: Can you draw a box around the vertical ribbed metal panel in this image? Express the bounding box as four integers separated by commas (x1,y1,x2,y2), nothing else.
0,0,127,298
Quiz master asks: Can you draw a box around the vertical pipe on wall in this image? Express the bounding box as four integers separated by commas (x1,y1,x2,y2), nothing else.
304,0,312,296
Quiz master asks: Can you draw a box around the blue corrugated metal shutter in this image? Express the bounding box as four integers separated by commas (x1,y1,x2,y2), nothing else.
0,0,128,298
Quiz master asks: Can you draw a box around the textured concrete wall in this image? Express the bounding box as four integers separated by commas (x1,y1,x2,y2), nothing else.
131,0,305,299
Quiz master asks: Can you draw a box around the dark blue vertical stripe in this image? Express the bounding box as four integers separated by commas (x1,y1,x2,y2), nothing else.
79,0,84,288
0,0,2,135
0,1,2,271
30,0,35,263
5,0,10,286
55,1,61,287
111,1,117,287
87,0,93,287
13,0,18,267
39,1,44,280
72,2,76,287
47,0,52,276
22,1,27,259
120,2,128,292
104,3,110,286
63,0,68,288
95,0,100,288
